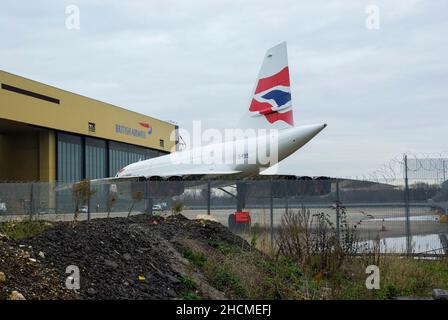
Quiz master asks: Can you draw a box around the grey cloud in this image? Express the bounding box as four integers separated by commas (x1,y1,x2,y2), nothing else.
0,0,447,177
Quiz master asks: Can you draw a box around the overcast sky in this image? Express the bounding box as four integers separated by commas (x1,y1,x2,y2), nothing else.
1,0,447,178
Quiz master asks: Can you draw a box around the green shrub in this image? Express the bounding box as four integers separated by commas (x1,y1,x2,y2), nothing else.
213,265,247,297
171,201,185,214
183,249,206,269
0,220,53,239
383,283,399,299
180,292,204,300
179,275,197,291
208,240,241,255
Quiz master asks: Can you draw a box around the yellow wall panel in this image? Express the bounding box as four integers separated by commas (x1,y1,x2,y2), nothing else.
39,130,56,182
0,71,177,153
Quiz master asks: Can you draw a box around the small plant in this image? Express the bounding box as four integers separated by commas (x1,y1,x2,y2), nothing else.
383,283,400,299
208,240,241,255
276,207,360,279
106,196,117,218
171,201,185,215
0,220,53,239
128,191,144,217
212,265,247,297
250,223,260,248
106,185,118,218
179,275,198,290
180,292,204,300
183,249,206,268
72,180,96,225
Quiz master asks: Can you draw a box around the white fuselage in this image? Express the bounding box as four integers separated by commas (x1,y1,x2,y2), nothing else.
117,123,326,180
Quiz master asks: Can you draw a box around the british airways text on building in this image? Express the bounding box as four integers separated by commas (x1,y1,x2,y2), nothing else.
115,124,146,138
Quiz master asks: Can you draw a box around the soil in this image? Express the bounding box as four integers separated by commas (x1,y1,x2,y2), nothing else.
1,214,249,299
0,237,79,300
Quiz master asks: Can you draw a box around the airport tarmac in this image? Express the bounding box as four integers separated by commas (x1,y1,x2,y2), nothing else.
181,207,448,240
3,206,445,242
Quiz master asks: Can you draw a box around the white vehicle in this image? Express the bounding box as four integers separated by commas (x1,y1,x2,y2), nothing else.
152,204,163,211
0,202,6,213
159,202,168,210
102,42,326,183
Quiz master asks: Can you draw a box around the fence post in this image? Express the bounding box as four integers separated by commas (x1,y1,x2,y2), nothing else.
335,179,340,242
270,178,274,248
404,154,412,254
87,188,91,221
144,181,148,213
29,182,34,220
55,181,59,215
206,180,211,215
443,159,446,183
145,180,153,215
236,182,246,212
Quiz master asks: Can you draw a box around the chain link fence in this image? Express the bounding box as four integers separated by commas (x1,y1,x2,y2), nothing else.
0,154,447,255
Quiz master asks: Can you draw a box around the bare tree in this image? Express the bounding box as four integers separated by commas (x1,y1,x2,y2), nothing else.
72,180,96,226
128,191,144,217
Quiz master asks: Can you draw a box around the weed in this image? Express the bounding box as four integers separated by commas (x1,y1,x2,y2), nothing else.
208,240,241,255
171,201,185,214
0,220,54,239
183,249,206,269
212,265,247,297
179,275,198,291
180,292,204,300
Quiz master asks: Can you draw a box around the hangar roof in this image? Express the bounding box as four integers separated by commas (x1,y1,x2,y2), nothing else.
0,70,176,152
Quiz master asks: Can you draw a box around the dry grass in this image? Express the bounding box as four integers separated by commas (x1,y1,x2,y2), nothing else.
0,220,54,240
192,208,448,300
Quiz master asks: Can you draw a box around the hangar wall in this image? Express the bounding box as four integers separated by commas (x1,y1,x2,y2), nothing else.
0,70,176,153
0,132,40,181
39,131,56,182
0,70,178,182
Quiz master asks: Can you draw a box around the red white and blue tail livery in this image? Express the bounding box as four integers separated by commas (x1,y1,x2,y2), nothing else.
247,42,294,128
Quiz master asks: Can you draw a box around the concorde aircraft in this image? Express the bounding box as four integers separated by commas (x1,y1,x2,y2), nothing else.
101,42,326,183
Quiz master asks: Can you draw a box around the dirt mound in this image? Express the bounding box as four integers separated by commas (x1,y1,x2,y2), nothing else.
0,238,79,300
17,214,249,299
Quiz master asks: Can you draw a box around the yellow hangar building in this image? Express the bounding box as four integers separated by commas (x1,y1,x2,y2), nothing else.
0,70,178,183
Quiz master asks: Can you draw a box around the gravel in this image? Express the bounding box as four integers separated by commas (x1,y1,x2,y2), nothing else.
14,214,248,299
0,239,79,300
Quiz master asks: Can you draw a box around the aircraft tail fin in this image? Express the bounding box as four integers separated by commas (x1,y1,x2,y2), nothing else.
239,42,294,130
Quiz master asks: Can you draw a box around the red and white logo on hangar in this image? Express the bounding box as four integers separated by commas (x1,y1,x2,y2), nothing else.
139,122,153,135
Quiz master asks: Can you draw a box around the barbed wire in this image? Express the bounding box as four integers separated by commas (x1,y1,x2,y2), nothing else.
346,152,448,185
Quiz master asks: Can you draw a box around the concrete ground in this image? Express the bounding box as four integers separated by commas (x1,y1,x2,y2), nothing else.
182,207,448,240
1,206,447,241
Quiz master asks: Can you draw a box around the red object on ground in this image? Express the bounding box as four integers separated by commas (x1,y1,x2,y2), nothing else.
235,211,250,223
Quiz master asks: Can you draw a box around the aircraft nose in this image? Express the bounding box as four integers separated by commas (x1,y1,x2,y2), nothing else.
283,123,327,149
310,123,327,133
297,123,327,140
277,123,327,161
